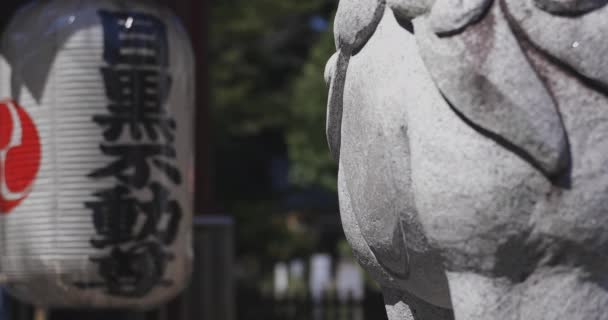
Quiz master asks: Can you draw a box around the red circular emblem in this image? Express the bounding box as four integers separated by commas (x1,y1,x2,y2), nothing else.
0,99,41,214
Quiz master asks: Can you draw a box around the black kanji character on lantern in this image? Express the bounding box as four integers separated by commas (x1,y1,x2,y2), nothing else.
98,11,169,66
135,182,182,244
95,68,175,141
86,185,138,249
89,144,182,189
86,182,182,249
85,242,173,297
83,9,182,298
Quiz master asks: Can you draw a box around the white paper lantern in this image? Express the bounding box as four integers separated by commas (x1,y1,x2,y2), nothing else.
0,0,195,308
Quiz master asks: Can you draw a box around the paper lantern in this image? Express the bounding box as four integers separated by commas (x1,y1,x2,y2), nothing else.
0,0,194,308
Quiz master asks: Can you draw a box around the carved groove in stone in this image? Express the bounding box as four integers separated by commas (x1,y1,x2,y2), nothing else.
387,0,435,20
429,0,494,35
326,51,349,161
533,0,608,15
415,1,570,177
503,0,608,91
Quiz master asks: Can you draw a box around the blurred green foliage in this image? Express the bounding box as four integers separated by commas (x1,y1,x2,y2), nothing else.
210,0,338,196
209,1,388,305
210,0,339,273
287,29,337,192
210,0,331,136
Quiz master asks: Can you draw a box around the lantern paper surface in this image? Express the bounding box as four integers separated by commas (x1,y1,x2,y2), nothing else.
0,0,195,308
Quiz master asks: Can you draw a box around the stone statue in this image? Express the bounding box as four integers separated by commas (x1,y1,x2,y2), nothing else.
325,0,608,319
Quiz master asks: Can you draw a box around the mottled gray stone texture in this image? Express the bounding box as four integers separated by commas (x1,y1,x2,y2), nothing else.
326,0,608,319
